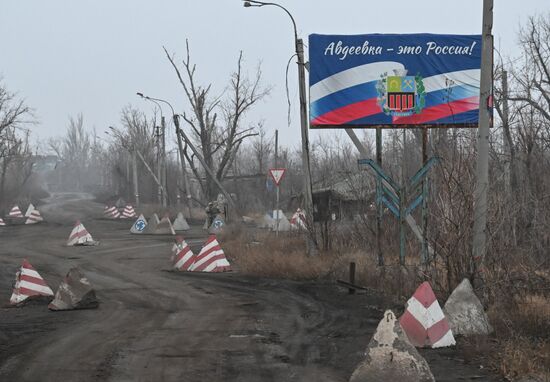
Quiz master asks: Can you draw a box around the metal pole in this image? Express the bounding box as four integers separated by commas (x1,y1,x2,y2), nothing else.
126,153,131,201
242,1,316,254
421,127,429,265
161,116,167,207
132,149,140,206
274,129,278,212
276,184,280,236
275,129,279,236
502,70,511,191
174,116,193,218
297,38,318,256
472,0,493,285
400,129,407,266
156,124,162,205
376,128,383,267
176,150,181,207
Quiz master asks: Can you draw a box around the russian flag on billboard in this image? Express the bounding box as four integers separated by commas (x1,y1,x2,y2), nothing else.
309,34,482,128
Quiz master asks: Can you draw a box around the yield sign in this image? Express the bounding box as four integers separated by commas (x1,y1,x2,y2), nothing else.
269,168,286,186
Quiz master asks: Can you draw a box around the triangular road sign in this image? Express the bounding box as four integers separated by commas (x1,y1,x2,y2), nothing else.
269,168,286,186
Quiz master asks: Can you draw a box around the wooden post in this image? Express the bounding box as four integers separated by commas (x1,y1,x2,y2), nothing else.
349,262,356,295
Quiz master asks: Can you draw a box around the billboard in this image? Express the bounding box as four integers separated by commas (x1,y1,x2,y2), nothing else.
309,34,482,128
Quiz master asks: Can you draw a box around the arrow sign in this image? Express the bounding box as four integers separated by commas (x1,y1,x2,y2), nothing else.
269,168,286,186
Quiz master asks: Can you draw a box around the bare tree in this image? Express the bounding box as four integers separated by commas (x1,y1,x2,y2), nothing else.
164,40,270,200
0,80,32,136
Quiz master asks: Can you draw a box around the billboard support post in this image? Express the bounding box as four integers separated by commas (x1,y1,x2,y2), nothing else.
376,128,383,267
472,0,493,288
421,127,429,265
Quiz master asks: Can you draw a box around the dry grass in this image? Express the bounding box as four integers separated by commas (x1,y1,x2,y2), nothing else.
487,293,550,381
220,225,550,381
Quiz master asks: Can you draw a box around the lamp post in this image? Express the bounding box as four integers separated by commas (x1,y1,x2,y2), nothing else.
140,96,166,207
137,93,193,215
243,0,318,255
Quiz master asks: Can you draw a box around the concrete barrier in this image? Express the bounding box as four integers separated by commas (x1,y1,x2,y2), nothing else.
444,278,493,336
49,268,98,311
350,310,435,382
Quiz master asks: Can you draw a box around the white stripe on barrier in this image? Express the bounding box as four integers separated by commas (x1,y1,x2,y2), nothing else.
20,268,42,279
18,280,53,295
406,297,445,330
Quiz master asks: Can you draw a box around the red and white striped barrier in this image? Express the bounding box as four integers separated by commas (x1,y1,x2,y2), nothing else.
8,205,24,218
67,221,95,246
173,238,196,271
400,281,456,348
103,206,120,219
121,205,137,219
190,235,231,272
0,217,5,226
10,260,54,305
290,208,307,230
25,209,44,224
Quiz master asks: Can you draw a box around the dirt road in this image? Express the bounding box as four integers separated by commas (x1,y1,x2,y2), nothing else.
0,193,501,381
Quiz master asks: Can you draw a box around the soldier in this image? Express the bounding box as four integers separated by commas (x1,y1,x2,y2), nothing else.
205,201,220,229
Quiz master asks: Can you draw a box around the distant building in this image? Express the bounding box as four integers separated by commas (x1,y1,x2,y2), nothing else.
292,172,376,222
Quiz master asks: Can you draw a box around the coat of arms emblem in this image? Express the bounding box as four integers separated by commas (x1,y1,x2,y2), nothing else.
376,69,426,117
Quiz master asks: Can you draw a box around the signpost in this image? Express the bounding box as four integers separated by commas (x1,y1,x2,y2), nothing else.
269,168,286,235
358,157,439,265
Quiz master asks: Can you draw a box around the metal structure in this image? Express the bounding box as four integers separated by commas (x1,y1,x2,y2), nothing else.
243,0,318,256
358,156,439,265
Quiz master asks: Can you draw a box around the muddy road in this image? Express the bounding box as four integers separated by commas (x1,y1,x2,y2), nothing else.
0,193,501,381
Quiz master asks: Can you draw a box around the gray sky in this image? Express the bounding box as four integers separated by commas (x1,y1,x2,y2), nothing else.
1,0,547,151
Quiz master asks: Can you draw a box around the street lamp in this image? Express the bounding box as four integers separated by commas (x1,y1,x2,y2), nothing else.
137,92,195,216
242,0,318,255
137,93,167,207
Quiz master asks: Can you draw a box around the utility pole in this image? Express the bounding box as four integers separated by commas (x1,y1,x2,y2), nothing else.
156,124,162,206
176,150,181,207
132,149,140,206
502,70,511,192
297,38,319,256
136,92,194,216
161,116,168,207
126,153,131,201
243,0,318,255
174,116,193,218
274,129,280,236
472,0,494,286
